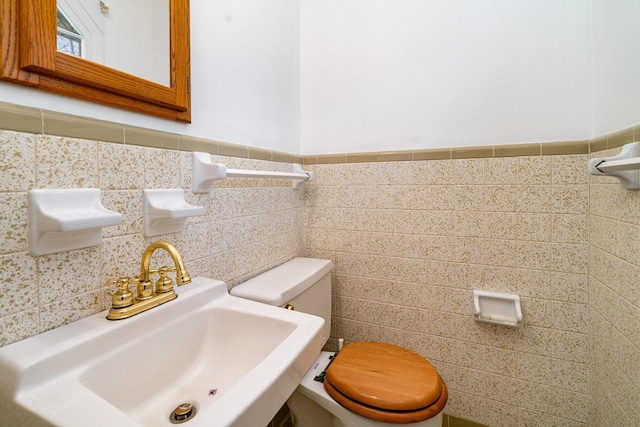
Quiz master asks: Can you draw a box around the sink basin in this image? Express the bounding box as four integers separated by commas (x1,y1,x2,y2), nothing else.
0,277,325,426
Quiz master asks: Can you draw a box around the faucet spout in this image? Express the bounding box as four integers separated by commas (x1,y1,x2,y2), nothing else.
140,240,191,285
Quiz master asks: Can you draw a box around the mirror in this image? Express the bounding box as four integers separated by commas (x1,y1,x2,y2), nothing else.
1,0,190,122
56,0,170,86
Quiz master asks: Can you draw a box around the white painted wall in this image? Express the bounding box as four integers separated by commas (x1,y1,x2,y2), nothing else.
4,1,636,155
0,0,301,154
591,0,640,137
192,0,301,151
300,0,593,154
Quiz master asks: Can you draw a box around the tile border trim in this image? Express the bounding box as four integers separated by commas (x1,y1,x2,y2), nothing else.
0,101,637,165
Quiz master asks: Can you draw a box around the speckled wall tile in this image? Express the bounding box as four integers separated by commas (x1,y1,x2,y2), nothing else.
517,213,552,242
0,253,38,316
483,239,518,267
482,266,518,293
521,297,553,328
181,222,216,261
551,155,589,185
145,146,180,189
518,156,552,184
553,301,588,334
484,185,518,212
552,272,588,304
427,185,456,211
39,289,109,333
178,150,194,190
551,185,589,213
517,241,552,270
551,214,588,243
517,185,553,213
516,325,553,357
0,192,29,254
551,243,588,274
98,143,145,190
518,352,553,385
552,358,588,393
484,212,517,240
454,158,485,185
552,330,588,363
0,309,40,347
101,190,144,238
426,160,455,185
485,157,518,185
100,235,147,283
35,136,99,188
38,247,102,305
0,131,35,191
551,388,588,424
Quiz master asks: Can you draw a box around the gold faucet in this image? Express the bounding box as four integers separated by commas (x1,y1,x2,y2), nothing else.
106,241,191,320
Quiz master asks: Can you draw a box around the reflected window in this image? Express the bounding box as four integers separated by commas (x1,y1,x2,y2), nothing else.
57,6,83,57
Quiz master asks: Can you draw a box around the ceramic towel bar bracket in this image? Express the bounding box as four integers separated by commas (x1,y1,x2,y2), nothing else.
588,141,640,190
192,152,314,193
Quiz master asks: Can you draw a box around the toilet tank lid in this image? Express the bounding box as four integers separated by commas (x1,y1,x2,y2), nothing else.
230,257,333,306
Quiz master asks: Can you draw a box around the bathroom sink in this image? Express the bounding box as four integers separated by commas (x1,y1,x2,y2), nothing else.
0,277,325,426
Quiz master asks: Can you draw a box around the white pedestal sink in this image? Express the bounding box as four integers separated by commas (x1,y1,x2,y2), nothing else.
0,277,325,426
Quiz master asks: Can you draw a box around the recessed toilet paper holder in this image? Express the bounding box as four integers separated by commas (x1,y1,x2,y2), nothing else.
473,290,522,327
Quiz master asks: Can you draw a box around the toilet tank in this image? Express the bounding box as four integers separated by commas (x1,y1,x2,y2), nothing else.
230,258,333,346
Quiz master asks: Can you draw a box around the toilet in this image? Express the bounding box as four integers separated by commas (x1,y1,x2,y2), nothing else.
230,257,447,427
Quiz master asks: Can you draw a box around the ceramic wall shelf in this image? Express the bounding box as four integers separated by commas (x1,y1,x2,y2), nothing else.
29,189,122,256
143,189,205,237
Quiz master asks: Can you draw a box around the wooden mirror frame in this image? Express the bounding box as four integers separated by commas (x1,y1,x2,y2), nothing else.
1,0,191,122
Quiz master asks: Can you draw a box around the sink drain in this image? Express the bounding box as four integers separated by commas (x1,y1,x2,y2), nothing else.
169,402,197,424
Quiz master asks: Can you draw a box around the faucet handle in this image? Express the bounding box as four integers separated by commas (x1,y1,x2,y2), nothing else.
155,266,174,293
131,275,153,301
106,277,134,308
148,266,177,275
151,266,191,286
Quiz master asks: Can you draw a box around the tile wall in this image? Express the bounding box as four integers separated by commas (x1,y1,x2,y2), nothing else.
304,154,591,426
0,126,305,347
589,146,640,426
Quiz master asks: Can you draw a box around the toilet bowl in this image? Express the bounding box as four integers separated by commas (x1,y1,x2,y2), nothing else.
288,351,445,427
230,258,447,426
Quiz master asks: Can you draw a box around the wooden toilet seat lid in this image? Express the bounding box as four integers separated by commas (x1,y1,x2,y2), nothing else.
324,376,448,424
324,342,443,412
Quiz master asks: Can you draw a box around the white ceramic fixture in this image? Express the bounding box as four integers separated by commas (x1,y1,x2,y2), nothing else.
0,277,325,427
473,290,523,327
29,188,122,256
143,189,205,236
191,152,314,193
588,141,640,190
231,258,446,427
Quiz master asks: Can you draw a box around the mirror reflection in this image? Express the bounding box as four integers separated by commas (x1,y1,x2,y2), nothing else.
56,0,170,86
